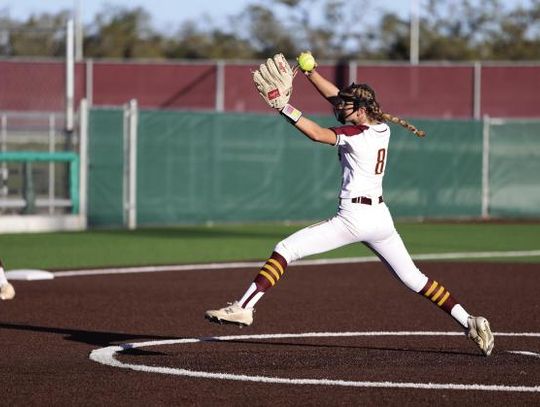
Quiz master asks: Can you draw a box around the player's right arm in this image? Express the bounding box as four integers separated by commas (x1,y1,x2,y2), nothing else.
297,52,339,102
305,70,340,101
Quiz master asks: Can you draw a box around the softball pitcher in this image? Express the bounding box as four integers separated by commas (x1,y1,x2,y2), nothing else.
0,259,15,300
206,52,494,356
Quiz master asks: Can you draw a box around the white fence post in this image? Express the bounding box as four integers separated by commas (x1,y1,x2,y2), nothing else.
79,99,89,228
48,114,56,214
123,99,138,230
1,114,7,197
215,60,225,112
85,59,93,107
473,62,482,120
481,115,491,219
349,60,357,84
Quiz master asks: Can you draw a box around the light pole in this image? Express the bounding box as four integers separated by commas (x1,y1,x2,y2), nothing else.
410,0,420,64
66,19,75,133
74,0,83,61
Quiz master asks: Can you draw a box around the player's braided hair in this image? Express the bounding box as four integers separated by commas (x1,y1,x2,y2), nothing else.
339,83,426,137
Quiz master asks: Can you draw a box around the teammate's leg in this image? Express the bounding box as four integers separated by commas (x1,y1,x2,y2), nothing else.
0,259,15,301
205,216,358,325
367,230,494,355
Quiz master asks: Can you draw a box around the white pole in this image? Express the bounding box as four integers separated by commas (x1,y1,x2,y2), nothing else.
66,19,75,132
79,99,88,228
0,115,5,150
215,60,225,112
123,103,129,227
481,115,490,219
74,0,83,61
348,60,357,84
410,0,420,65
48,114,56,214
1,115,7,197
128,99,138,230
473,62,482,120
85,58,93,106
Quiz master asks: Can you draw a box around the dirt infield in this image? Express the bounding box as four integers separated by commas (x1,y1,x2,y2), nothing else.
1,261,539,406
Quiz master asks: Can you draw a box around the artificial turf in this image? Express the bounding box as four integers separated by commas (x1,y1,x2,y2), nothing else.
1,221,539,270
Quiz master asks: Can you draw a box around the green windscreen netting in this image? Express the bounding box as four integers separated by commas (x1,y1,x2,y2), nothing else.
488,120,540,217
384,119,483,218
87,109,538,226
88,108,124,226
136,111,340,224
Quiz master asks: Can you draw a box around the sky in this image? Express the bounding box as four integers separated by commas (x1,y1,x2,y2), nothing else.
0,0,532,31
0,0,413,28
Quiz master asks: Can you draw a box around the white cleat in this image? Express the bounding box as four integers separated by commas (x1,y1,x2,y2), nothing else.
467,316,494,356
205,301,254,327
0,282,15,300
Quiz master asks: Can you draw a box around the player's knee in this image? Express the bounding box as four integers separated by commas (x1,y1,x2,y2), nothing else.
274,240,297,264
399,268,428,293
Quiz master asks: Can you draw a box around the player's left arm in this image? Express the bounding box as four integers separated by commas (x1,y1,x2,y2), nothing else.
279,104,336,145
295,117,337,145
281,111,337,145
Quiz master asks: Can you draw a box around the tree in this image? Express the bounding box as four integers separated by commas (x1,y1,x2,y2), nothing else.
0,11,69,57
419,0,501,60
2,0,540,61
230,0,372,60
485,0,540,59
375,13,410,60
232,4,298,58
85,6,164,59
164,21,256,59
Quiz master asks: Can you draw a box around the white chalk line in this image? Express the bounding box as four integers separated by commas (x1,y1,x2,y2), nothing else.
55,249,540,277
509,351,540,359
89,331,540,393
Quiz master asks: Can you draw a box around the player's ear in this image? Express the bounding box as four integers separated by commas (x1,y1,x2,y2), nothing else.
358,107,370,121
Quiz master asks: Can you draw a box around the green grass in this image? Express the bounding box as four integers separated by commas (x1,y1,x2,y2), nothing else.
0,222,539,270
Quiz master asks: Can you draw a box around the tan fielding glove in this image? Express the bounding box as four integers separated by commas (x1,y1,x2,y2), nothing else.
253,53,294,110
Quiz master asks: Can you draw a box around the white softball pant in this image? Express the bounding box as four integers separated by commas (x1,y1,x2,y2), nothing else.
274,200,429,293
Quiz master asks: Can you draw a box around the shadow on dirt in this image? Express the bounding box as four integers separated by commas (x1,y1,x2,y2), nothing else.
0,322,178,355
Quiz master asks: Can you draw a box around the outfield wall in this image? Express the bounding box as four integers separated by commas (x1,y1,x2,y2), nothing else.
87,109,540,227
2,59,540,119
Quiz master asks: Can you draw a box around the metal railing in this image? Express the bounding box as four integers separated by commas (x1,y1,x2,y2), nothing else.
0,111,75,215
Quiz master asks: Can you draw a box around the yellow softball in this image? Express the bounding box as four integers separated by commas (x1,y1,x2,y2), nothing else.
297,52,316,72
